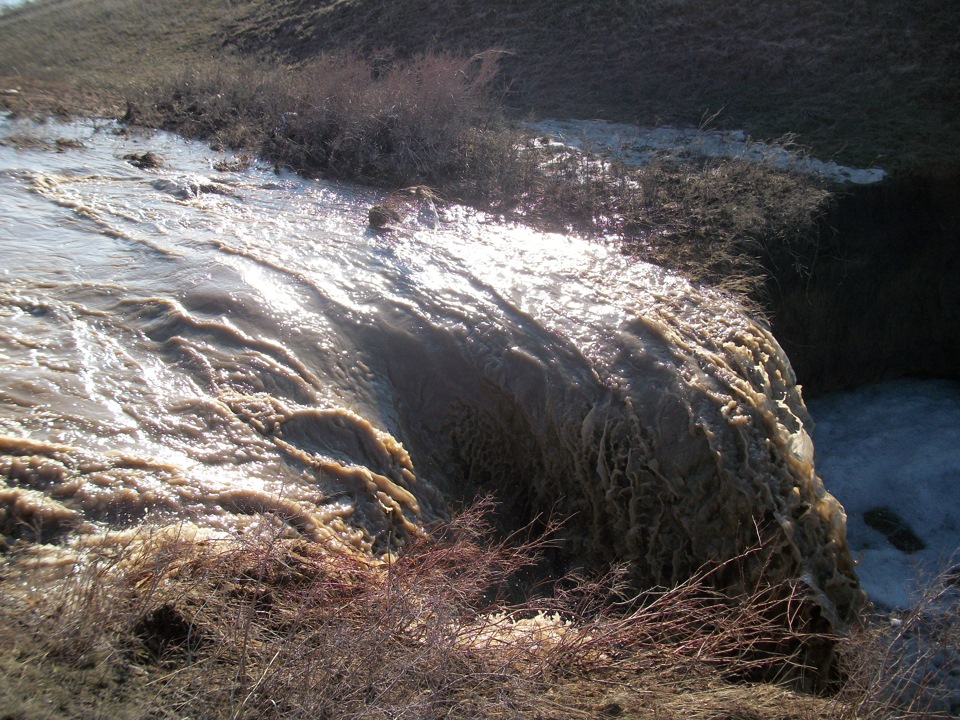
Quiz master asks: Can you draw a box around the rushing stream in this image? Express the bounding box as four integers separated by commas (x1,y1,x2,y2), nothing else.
0,117,861,626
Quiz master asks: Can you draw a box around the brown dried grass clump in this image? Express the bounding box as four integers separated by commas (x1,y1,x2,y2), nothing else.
3,502,954,720
123,50,508,188
831,566,960,719
488,140,832,300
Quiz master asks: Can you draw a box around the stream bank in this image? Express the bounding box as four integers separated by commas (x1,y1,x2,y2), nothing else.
769,164,960,397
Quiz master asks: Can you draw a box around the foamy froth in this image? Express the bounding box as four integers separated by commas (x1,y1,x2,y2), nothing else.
0,118,861,627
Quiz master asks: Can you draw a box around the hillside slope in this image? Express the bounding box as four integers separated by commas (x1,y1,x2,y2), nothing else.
226,0,960,168
2,0,958,169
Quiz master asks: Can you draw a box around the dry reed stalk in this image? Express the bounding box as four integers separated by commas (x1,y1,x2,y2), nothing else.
3,503,953,718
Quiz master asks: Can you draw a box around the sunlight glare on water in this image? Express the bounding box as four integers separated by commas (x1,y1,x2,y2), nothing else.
0,116,863,625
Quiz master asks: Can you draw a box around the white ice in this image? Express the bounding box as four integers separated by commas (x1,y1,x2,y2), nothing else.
527,118,886,185
808,379,960,609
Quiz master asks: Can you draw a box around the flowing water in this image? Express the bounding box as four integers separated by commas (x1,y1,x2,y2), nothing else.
0,117,861,625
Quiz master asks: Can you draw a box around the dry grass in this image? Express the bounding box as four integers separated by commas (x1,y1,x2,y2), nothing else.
1,503,956,719
123,50,505,187
495,141,831,300
832,567,960,718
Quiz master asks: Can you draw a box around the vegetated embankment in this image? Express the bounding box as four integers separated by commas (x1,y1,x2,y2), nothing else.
1,0,959,717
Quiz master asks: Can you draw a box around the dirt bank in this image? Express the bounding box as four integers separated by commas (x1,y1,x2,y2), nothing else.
770,164,960,395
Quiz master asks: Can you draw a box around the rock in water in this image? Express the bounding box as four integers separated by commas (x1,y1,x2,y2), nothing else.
368,203,401,229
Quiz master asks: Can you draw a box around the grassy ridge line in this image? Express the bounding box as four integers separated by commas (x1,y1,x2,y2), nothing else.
228,0,960,170
3,0,958,169
0,0,245,116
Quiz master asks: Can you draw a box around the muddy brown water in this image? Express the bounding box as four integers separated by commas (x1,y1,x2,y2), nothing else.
0,117,861,626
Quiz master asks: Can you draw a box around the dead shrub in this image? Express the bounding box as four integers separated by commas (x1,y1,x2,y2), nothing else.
831,563,960,719
127,50,507,189
0,502,877,719
268,51,503,186
123,55,287,150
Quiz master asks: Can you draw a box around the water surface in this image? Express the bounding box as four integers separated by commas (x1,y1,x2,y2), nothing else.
0,117,861,623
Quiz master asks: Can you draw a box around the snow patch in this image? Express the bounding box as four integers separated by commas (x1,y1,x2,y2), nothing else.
808,378,960,609
527,118,886,185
